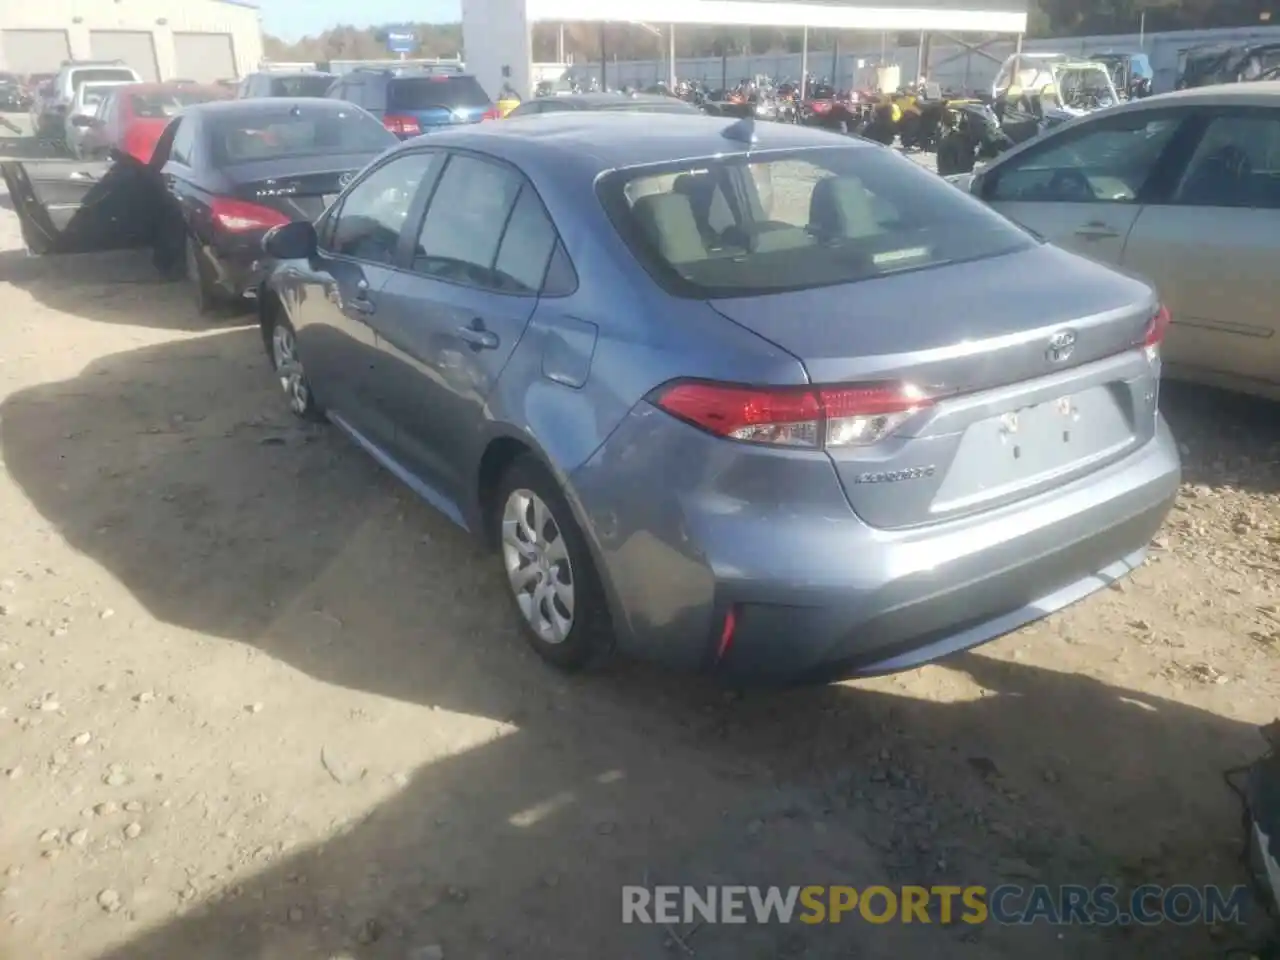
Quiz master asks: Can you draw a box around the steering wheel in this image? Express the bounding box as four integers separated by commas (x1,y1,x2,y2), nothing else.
1046,168,1095,201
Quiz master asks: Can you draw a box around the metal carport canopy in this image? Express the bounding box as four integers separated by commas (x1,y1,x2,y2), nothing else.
525,0,1027,33
461,0,1025,109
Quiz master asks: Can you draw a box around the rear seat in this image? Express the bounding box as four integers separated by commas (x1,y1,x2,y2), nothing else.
631,192,708,263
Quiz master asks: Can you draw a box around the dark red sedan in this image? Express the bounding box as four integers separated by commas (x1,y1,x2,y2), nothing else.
76,82,229,163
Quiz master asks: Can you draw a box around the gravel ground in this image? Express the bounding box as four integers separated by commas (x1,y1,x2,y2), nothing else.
0,117,1277,960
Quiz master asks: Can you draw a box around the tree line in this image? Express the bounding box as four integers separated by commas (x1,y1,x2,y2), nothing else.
262,0,1277,64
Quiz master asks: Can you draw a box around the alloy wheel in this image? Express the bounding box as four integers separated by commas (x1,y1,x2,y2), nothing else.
270,324,309,416
501,489,575,644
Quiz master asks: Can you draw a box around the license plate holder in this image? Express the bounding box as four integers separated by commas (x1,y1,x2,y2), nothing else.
999,396,1080,459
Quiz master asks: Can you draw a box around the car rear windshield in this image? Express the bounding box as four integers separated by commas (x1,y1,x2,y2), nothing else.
387,75,491,110
210,106,396,165
598,145,1036,298
72,68,136,90
131,88,222,118
81,84,123,106
269,75,334,98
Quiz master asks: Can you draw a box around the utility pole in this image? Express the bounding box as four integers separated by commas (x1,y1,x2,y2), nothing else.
800,25,809,100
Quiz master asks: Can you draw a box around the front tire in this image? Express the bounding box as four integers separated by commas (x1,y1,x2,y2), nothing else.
185,234,223,316
494,456,613,672
267,314,323,422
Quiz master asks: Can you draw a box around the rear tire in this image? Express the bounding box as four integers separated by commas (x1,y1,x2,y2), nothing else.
493,456,613,672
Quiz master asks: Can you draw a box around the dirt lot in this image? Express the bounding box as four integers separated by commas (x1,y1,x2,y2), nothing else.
0,120,1278,960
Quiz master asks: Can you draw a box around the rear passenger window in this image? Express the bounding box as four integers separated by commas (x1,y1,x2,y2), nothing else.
1172,111,1280,209
493,187,558,293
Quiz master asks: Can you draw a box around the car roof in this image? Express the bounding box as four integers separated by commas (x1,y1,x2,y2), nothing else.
1115,79,1280,107
409,111,870,175
113,81,219,93
183,97,360,117
258,71,335,79
550,92,686,107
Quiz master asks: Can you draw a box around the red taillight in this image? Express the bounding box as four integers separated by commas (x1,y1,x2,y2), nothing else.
210,197,291,233
651,380,933,448
715,605,738,663
1142,303,1171,350
383,114,421,136
482,106,501,121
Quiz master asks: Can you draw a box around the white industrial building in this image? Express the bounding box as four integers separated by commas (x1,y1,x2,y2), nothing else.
0,0,263,82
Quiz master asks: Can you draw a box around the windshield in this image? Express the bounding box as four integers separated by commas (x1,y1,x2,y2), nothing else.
269,75,334,98
131,88,223,118
72,68,136,90
388,75,491,110
598,145,1034,298
1054,66,1118,109
210,106,397,165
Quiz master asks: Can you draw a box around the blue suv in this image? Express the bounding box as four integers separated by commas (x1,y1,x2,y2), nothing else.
325,66,498,138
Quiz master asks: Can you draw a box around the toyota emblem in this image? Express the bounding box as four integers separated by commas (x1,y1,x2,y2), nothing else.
1046,330,1076,363
338,171,355,187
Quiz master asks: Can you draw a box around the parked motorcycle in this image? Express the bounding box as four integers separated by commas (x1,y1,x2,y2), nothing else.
895,84,954,151
935,101,1016,176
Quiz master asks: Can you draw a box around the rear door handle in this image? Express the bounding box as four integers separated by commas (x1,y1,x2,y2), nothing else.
458,318,499,350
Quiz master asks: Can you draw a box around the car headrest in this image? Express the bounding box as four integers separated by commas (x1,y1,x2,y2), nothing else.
809,176,880,241
632,192,707,264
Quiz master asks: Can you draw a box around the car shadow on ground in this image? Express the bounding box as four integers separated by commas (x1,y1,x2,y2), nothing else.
0,330,1271,960
0,247,251,332
1160,380,1280,497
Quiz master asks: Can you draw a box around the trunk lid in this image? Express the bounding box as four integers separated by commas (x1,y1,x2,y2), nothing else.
227,152,377,222
707,244,1162,530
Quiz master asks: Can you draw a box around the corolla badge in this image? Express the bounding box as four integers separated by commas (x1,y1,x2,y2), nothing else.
338,171,355,187
1046,329,1076,363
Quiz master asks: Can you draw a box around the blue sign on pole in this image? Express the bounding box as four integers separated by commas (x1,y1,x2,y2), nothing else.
386,30,416,54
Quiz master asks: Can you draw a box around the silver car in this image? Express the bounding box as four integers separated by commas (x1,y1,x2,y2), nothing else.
950,81,1280,401
12,113,1177,682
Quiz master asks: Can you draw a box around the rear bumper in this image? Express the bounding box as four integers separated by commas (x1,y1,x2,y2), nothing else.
571,407,1180,683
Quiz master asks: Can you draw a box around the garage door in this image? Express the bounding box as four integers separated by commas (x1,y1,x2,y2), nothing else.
1,29,71,75
88,31,159,82
172,32,236,83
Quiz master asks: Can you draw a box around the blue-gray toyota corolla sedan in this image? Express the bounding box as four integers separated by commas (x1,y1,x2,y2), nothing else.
256,112,1180,683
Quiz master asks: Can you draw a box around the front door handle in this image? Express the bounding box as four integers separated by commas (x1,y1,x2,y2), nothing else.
457,318,499,351
1074,220,1119,240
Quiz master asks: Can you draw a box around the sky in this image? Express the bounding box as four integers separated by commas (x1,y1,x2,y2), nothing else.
256,0,463,41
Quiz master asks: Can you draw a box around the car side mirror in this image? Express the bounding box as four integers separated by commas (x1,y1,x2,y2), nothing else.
262,220,317,260
70,114,98,128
